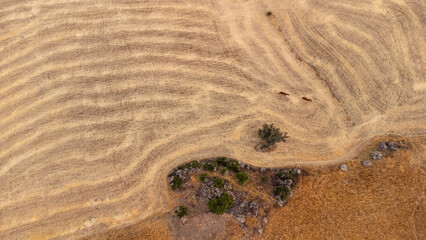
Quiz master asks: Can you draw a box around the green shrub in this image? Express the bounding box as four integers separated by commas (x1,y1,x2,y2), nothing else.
261,176,269,183
177,163,191,170
216,157,227,166
175,206,188,218
258,123,289,147
214,178,225,188
208,192,234,214
221,167,228,174
274,186,291,201
226,161,240,172
199,173,207,182
203,161,218,171
267,11,272,16
236,172,248,185
276,169,295,181
171,176,184,190
190,160,200,168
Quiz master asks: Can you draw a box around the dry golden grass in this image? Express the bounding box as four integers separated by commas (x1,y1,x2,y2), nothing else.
0,0,425,239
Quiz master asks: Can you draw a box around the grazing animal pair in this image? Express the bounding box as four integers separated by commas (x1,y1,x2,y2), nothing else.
278,91,312,102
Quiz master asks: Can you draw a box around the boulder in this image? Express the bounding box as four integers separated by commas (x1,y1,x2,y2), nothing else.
378,142,388,151
370,151,383,160
362,160,371,167
339,164,348,171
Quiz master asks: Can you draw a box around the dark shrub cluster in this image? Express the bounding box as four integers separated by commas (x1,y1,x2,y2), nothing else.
203,161,218,171
191,160,200,168
276,169,295,181
208,193,234,214
175,206,188,218
171,176,184,190
273,186,291,201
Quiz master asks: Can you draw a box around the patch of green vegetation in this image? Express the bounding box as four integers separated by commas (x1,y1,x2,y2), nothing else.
267,11,272,16
261,176,269,183
236,172,248,185
216,157,227,166
199,173,207,182
203,161,218,171
226,161,240,173
273,186,291,201
220,167,228,174
175,206,188,218
208,192,234,214
276,169,295,181
258,123,289,148
191,160,200,168
171,176,184,190
214,178,225,188
177,163,191,170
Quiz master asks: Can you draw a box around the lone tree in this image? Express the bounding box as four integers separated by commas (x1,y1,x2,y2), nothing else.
258,123,289,149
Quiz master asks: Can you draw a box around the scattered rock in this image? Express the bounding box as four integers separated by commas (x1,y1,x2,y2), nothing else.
370,151,383,160
339,164,348,171
362,160,371,167
260,167,266,172
378,142,388,151
196,178,225,203
388,142,397,151
262,217,268,224
294,168,302,175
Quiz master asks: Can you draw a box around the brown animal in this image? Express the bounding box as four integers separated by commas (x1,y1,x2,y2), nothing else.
279,91,290,96
301,97,312,102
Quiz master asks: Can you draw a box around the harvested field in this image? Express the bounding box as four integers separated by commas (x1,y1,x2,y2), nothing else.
0,0,425,239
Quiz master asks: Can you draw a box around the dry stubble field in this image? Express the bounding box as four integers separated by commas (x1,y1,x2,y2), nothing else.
0,0,425,239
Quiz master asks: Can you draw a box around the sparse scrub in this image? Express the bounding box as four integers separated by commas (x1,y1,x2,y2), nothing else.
199,173,207,182
236,172,249,185
226,161,240,172
262,176,269,183
203,161,218,171
208,192,234,214
175,206,188,218
171,176,184,190
191,160,200,168
277,170,295,181
214,178,225,188
221,167,228,174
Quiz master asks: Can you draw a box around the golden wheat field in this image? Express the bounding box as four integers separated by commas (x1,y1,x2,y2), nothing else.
0,0,425,239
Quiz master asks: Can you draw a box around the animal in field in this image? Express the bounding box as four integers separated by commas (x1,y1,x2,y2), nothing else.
301,97,312,102
279,91,290,96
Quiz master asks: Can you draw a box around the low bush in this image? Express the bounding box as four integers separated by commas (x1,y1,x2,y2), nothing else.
214,178,225,188
191,160,200,168
203,161,218,171
177,163,191,170
236,172,248,185
276,169,295,181
267,11,272,16
273,186,291,201
226,161,240,172
261,176,269,183
171,176,184,190
208,192,234,214
175,206,188,218
199,173,207,182
221,167,228,174
216,157,227,166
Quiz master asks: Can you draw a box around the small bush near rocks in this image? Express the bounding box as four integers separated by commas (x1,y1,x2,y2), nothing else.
199,173,207,182
203,161,218,171
208,192,234,214
178,163,191,170
267,11,272,16
236,172,249,185
274,186,291,201
221,167,228,174
261,176,269,183
191,160,200,168
171,176,184,190
216,157,227,166
175,206,188,218
226,161,240,172
214,178,225,188
277,170,295,181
